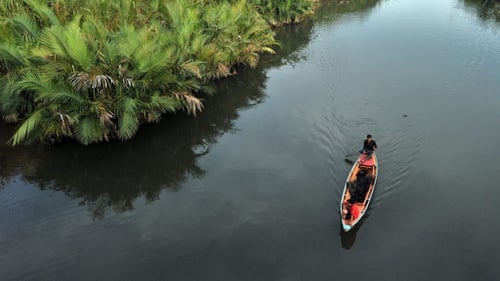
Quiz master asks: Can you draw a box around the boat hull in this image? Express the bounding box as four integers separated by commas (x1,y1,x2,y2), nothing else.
340,152,378,232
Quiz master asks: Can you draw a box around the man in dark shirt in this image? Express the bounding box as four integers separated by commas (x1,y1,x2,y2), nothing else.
361,134,377,155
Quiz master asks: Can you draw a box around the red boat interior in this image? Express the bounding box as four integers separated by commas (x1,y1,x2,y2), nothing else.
341,153,377,226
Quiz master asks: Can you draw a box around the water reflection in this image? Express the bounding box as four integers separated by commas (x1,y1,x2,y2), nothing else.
0,0,384,219
315,0,381,24
0,18,316,219
463,0,500,22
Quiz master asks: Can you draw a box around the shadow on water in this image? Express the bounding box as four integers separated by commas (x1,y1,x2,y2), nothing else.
340,226,358,250
0,18,316,219
463,0,500,23
339,214,369,249
0,0,384,220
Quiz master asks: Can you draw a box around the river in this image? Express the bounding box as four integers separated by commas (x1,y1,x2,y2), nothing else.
1,0,500,280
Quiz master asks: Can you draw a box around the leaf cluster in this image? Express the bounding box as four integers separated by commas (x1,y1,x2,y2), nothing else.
0,0,316,145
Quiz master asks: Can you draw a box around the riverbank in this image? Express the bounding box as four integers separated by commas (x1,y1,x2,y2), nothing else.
0,0,320,145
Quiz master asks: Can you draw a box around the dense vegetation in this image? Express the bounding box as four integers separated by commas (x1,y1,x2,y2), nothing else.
1,0,384,217
0,21,319,218
0,0,317,145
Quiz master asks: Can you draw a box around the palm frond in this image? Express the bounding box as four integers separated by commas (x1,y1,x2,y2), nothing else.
150,93,182,114
38,16,93,71
173,91,204,116
62,16,93,69
9,108,46,145
24,0,61,26
13,71,45,92
116,96,140,139
70,72,116,91
13,14,40,41
89,101,114,127
75,116,105,145
0,43,27,67
0,77,35,115
180,60,202,78
36,89,89,113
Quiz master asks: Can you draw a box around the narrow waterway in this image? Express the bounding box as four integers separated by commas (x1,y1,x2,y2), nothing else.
1,0,500,280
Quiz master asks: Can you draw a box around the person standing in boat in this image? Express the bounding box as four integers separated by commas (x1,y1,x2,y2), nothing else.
360,134,377,155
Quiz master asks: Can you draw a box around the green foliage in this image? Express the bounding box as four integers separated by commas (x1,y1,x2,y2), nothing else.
9,108,46,145
116,96,140,140
75,116,105,145
251,0,316,26
0,0,316,145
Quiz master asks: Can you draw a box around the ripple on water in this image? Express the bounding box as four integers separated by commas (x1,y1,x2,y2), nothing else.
372,121,424,208
312,94,424,212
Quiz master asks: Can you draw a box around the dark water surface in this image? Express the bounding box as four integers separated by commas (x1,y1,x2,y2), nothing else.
1,0,500,280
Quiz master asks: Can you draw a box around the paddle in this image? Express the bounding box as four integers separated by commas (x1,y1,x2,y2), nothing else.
344,158,355,164
344,152,360,158
344,152,360,165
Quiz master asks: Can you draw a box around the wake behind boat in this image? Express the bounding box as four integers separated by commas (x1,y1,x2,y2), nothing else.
340,152,378,232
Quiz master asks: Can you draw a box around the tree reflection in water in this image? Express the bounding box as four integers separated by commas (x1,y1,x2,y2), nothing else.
0,0,382,219
0,17,316,219
463,0,500,23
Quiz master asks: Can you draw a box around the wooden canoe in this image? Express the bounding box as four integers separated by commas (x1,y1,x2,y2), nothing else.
340,152,378,232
